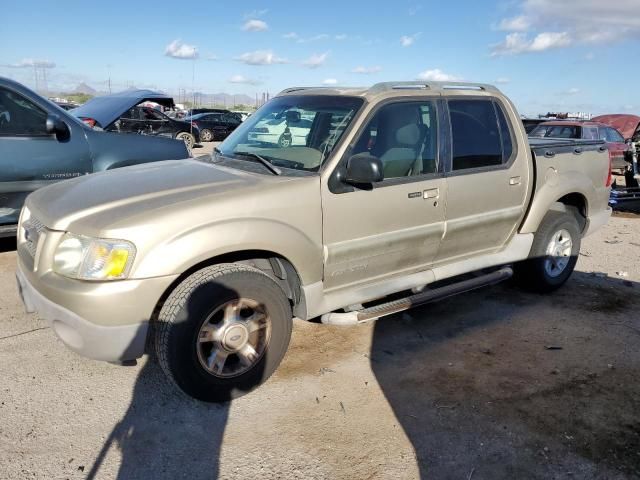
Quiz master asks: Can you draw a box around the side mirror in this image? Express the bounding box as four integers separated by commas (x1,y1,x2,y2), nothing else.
345,153,384,185
46,114,70,140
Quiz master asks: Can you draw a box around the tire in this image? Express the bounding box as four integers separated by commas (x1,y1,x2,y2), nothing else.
155,263,292,402
278,133,292,148
175,132,195,150
200,129,213,142
514,207,581,293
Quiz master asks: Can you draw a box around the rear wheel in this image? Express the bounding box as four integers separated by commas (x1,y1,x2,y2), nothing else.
514,208,581,293
200,129,213,142
154,264,292,402
176,132,195,151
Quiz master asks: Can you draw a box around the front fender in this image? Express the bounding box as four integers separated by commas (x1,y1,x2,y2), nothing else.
131,218,323,285
519,170,593,234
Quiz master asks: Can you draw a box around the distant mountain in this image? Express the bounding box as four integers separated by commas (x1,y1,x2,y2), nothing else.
74,82,98,95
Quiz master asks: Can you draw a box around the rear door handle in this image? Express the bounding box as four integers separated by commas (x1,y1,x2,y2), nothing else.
509,176,521,186
423,188,440,199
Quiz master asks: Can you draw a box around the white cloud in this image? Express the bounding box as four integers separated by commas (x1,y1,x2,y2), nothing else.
229,75,261,85
417,68,461,81
164,39,198,59
351,65,382,74
490,32,571,56
9,58,55,68
492,0,640,55
303,52,329,68
284,32,330,43
400,33,421,47
323,78,338,85
236,50,288,65
566,87,580,95
335,34,347,40
243,9,268,19
495,77,511,84
242,19,268,32
296,33,330,43
408,5,422,16
497,15,531,31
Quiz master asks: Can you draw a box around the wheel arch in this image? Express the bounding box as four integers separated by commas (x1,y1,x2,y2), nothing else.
150,249,305,330
520,175,592,235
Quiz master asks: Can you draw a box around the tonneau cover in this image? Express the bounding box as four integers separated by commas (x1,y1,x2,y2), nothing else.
528,138,606,151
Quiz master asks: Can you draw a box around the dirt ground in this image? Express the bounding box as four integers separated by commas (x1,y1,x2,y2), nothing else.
0,212,639,480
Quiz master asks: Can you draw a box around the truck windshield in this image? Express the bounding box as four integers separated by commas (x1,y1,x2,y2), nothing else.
217,95,364,172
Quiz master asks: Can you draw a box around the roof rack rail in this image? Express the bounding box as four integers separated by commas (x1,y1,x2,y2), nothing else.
368,81,499,95
277,87,316,95
276,86,365,96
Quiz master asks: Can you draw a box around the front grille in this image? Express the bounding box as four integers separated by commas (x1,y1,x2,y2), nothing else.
22,216,46,258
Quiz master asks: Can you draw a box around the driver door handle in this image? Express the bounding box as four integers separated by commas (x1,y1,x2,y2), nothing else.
423,188,440,199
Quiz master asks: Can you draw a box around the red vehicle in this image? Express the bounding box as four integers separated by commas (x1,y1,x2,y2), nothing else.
529,120,629,171
592,114,640,142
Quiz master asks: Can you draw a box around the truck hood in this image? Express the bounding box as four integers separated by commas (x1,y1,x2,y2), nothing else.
26,159,288,232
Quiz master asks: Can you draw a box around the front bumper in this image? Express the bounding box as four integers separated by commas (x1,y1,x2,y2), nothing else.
16,259,179,362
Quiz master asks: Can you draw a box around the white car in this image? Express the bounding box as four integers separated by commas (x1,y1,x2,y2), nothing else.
248,114,313,147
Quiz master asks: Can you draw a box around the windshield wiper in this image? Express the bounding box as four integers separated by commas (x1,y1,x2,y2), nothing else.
233,151,282,176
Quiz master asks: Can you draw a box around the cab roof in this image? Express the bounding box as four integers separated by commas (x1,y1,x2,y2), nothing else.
276,81,503,101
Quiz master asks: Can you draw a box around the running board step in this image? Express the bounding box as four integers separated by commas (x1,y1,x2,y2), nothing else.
321,267,513,326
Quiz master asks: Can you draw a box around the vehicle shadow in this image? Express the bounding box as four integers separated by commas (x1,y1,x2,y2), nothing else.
370,271,640,479
85,357,230,480
87,282,264,480
0,236,16,253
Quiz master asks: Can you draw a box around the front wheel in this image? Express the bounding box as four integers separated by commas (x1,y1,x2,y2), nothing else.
154,264,292,402
514,208,581,293
278,133,292,148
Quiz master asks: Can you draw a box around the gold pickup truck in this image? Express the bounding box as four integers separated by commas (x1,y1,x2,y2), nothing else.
16,82,612,402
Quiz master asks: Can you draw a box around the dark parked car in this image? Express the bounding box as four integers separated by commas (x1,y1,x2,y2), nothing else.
72,90,200,150
187,107,229,117
187,108,243,122
185,112,241,142
529,120,630,171
521,117,546,133
0,77,189,235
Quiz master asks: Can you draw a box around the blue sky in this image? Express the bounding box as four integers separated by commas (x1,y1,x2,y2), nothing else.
1,0,638,115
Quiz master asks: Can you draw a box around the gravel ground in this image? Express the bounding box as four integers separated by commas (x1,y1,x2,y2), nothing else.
0,213,639,480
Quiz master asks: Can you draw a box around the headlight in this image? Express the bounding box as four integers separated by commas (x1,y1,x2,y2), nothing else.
53,233,136,281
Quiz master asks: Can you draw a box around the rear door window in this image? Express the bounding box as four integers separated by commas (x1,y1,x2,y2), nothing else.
449,99,503,171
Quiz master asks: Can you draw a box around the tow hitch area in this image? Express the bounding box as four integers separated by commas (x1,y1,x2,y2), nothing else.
321,267,514,325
